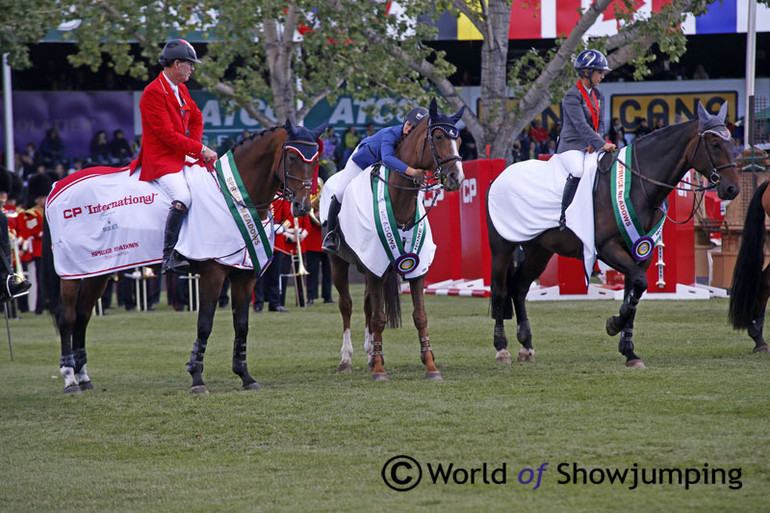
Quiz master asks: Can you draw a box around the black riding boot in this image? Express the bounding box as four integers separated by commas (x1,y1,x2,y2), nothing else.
161,202,191,275
322,196,342,253
559,174,581,231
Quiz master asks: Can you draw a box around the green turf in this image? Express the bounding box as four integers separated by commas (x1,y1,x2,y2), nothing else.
0,288,766,512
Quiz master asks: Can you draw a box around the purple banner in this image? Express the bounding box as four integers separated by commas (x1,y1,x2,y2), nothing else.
0,91,134,163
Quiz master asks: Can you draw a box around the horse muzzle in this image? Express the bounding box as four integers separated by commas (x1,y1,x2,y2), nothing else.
442,163,465,192
291,199,311,217
717,182,740,201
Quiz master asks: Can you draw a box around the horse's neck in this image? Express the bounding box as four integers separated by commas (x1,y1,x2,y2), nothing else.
634,123,696,205
388,178,418,225
234,140,282,215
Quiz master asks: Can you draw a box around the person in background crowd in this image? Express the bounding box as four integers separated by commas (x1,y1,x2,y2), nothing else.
90,130,112,164
304,177,334,306
529,119,550,150
551,49,616,230
341,125,360,166
67,158,84,176
110,129,134,165
24,173,52,314
635,117,652,138
0,170,31,305
20,142,41,178
365,123,376,138
459,126,477,161
321,127,338,173
129,39,217,275
39,128,65,167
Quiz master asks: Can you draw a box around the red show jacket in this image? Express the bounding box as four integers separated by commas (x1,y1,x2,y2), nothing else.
129,72,204,181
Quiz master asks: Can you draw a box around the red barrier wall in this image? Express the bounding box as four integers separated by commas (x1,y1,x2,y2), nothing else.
457,159,506,284
424,189,462,285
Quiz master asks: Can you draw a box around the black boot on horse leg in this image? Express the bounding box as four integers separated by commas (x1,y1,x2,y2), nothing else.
748,316,769,353
322,195,342,253
606,289,640,336
74,348,94,391
161,201,190,275
186,338,209,394
618,327,644,368
517,319,535,362
232,337,261,390
559,174,580,231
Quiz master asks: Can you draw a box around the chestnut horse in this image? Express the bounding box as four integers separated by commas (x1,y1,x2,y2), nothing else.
43,120,325,393
487,102,740,367
326,99,465,380
728,179,770,353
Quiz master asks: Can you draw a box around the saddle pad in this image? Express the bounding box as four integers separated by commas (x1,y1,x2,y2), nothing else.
176,164,275,271
337,167,436,279
487,155,598,283
46,165,168,278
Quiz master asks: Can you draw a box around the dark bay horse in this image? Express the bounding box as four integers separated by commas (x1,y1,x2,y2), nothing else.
43,119,325,393
728,179,770,353
487,102,740,367
327,99,465,380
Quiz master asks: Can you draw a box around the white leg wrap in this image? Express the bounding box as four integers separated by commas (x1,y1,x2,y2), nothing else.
364,327,374,356
60,366,79,388
75,364,91,384
340,328,353,364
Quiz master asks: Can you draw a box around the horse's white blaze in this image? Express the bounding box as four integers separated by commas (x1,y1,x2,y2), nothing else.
75,365,90,384
340,328,353,365
364,327,374,356
60,366,78,388
450,139,464,183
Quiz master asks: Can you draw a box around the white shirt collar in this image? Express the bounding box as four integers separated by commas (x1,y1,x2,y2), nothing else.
161,71,183,106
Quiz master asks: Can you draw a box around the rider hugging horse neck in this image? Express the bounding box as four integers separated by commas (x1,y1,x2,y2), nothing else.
487,101,739,368
330,98,465,381
44,119,325,394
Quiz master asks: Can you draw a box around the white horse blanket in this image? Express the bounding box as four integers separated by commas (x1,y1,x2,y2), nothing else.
321,165,436,279
46,163,274,279
487,154,599,283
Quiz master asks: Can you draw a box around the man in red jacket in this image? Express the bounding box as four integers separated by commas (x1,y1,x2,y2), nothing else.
130,39,218,274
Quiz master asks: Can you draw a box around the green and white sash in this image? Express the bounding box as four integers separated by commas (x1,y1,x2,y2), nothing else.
215,151,273,275
610,145,666,261
371,166,427,275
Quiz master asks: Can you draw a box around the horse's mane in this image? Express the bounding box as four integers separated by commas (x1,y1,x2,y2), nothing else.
633,118,698,154
233,126,284,149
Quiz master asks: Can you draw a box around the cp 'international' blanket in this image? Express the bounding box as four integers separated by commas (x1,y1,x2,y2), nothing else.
486,154,598,283
336,165,436,279
46,163,274,279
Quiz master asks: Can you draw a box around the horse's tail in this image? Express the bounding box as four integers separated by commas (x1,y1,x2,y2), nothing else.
729,181,769,330
41,215,63,325
383,268,402,329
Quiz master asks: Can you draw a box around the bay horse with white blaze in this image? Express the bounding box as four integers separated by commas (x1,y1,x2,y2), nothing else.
43,120,325,393
728,179,770,353
326,99,465,380
487,102,739,367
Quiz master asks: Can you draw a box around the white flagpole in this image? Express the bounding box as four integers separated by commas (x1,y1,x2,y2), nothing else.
745,0,757,149
2,54,14,172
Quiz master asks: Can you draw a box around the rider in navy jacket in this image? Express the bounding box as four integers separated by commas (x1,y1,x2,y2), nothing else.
322,106,429,252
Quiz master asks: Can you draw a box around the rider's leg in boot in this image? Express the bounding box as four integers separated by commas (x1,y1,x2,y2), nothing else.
559,174,581,231
161,201,190,275
322,196,342,253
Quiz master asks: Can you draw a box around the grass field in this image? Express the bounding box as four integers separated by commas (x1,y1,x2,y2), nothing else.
0,286,767,512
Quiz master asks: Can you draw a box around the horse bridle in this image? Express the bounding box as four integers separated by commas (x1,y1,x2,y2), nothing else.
279,139,318,201
422,121,463,188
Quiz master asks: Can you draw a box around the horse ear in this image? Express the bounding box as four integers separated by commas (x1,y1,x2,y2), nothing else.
717,101,728,122
311,121,328,140
285,118,296,137
696,102,710,124
450,106,466,125
429,98,438,119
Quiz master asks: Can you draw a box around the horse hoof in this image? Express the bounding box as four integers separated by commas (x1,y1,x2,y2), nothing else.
78,381,94,391
626,359,646,368
752,345,770,354
242,382,262,391
606,317,620,337
371,373,389,382
190,385,209,394
425,371,443,381
63,384,82,394
338,362,353,373
517,348,535,363
495,349,512,365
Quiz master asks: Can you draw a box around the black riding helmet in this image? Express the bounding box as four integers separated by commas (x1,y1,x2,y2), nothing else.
158,39,201,67
404,107,428,127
